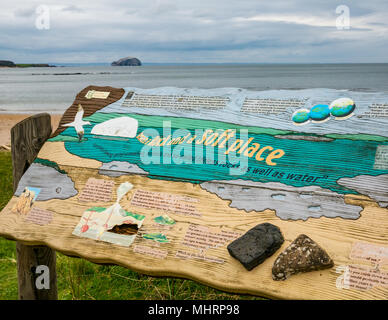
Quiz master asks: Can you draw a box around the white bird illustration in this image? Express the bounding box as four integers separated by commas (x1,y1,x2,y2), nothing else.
62,104,91,142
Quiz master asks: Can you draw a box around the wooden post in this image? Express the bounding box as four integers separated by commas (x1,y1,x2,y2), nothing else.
11,113,58,300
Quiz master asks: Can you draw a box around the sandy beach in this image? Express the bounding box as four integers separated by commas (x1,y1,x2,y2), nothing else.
0,114,62,147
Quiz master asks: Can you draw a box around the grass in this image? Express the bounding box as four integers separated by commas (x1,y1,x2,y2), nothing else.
0,151,264,300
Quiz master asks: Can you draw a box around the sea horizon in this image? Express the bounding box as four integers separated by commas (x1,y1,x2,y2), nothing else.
1,63,388,114
16,62,388,67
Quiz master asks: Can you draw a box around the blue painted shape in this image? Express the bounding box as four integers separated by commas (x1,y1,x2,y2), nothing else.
292,109,310,124
309,104,331,121
329,98,356,118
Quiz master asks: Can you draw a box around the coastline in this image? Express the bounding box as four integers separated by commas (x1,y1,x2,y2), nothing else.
0,113,62,147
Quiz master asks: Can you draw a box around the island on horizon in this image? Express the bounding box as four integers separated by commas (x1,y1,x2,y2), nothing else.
0,60,55,68
111,56,142,66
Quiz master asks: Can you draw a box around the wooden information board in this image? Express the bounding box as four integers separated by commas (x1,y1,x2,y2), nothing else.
1,85,387,300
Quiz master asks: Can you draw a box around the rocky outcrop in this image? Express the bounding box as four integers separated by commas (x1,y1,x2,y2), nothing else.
16,63,52,67
0,60,16,67
111,57,142,66
0,61,53,68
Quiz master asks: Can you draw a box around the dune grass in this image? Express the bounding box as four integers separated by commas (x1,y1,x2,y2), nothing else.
0,151,264,300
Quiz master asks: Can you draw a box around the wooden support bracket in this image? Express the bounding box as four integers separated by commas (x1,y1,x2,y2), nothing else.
11,113,58,300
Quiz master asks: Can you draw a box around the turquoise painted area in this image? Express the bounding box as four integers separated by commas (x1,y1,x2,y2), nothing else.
329,98,356,118
291,109,310,124
330,103,356,118
52,112,388,196
310,104,330,121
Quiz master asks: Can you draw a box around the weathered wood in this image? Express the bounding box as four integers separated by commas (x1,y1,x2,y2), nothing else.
11,113,52,191
0,164,387,299
16,243,57,300
11,113,57,300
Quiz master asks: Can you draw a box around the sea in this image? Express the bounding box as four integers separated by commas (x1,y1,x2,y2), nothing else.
1,63,388,114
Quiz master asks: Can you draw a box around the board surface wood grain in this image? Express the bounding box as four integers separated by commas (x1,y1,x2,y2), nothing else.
1,86,387,300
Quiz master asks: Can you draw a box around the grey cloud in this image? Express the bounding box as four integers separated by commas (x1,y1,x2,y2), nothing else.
61,5,85,13
2,0,388,63
14,7,35,17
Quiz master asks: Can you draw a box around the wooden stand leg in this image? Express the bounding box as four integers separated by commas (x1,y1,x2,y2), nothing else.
16,243,58,300
11,113,58,300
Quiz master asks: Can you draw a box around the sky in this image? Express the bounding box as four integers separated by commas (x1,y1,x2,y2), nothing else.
1,0,388,63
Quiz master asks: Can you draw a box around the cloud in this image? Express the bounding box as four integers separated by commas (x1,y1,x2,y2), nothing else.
13,7,35,17
1,0,388,63
61,5,85,13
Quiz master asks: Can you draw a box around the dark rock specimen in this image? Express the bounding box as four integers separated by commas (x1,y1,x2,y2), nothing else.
111,56,142,66
227,223,284,271
272,234,334,281
0,60,16,67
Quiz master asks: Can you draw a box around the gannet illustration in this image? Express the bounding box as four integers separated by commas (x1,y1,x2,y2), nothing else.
62,104,91,142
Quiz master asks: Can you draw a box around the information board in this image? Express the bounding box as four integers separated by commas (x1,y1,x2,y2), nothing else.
0,85,387,299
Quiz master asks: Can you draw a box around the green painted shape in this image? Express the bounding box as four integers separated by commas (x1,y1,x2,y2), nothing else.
142,233,169,243
34,158,66,174
123,211,145,221
86,207,106,213
154,215,176,225
292,109,310,123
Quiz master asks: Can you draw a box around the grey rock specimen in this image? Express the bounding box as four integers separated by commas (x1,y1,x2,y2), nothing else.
111,57,142,66
272,234,334,281
227,223,284,271
15,163,78,201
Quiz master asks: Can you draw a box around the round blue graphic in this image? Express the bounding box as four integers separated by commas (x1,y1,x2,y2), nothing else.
292,108,310,125
309,104,331,122
329,98,356,119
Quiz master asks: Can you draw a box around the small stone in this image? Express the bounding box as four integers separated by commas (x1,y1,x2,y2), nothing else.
227,223,284,271
272,234,334,281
